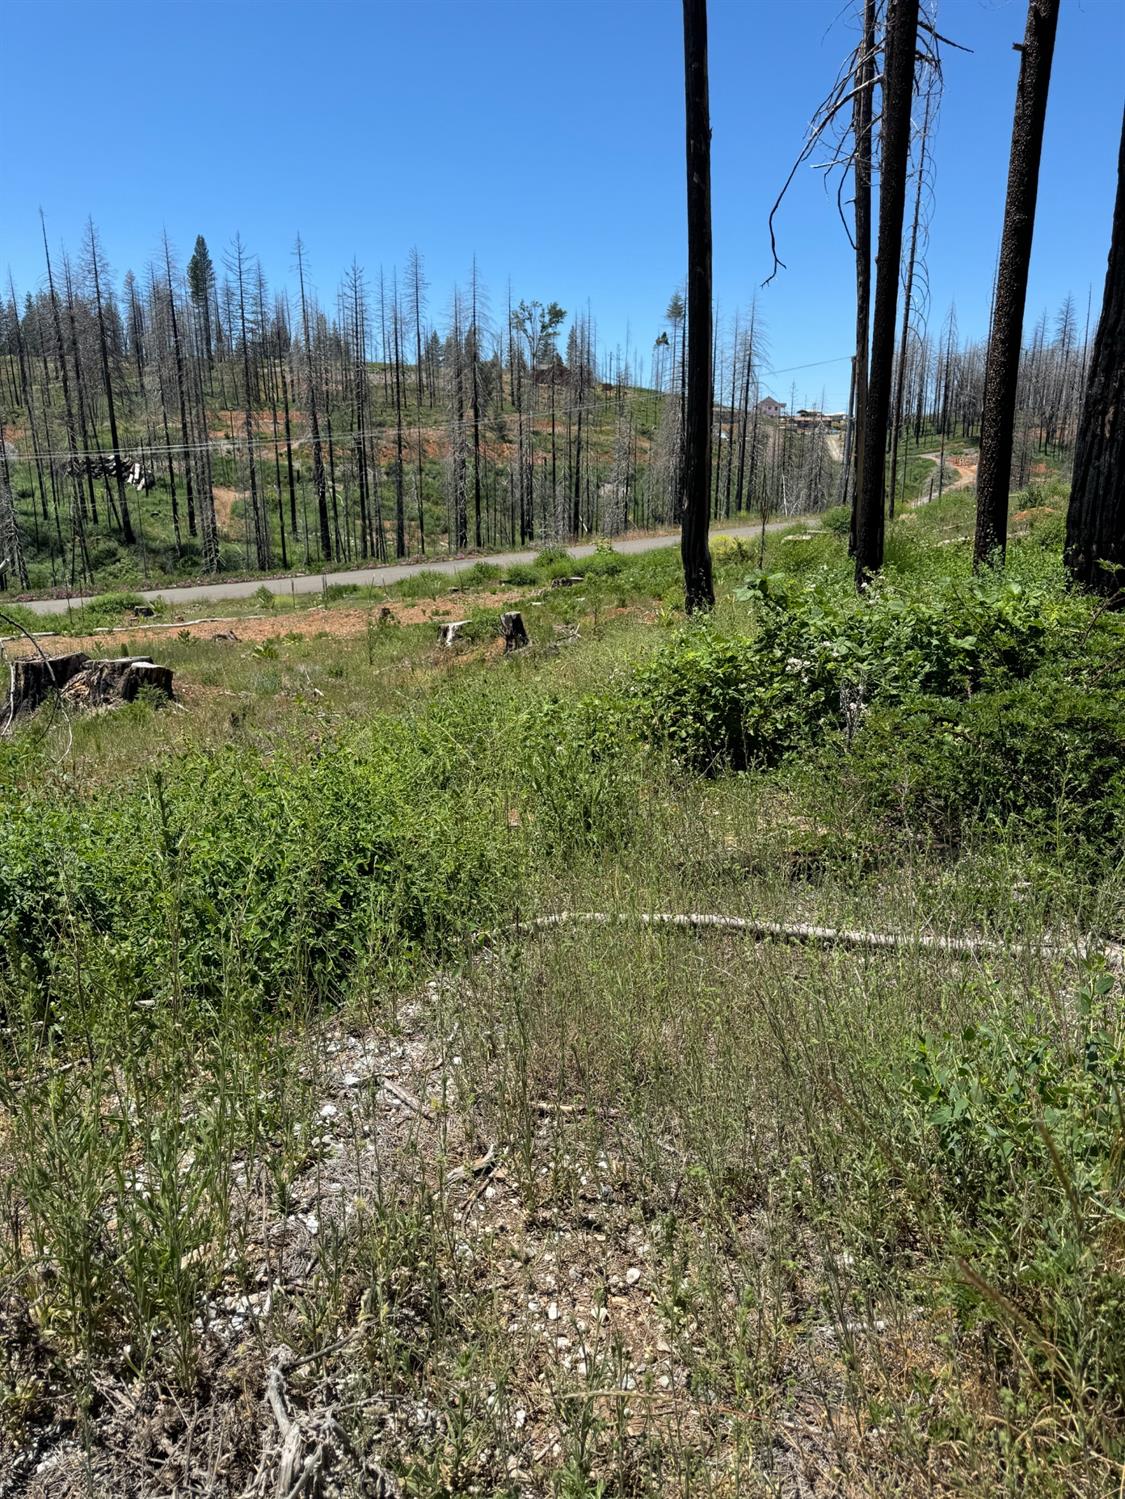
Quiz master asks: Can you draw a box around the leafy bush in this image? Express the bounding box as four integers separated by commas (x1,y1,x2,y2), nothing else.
635,569,1076,775
502,563,538,587
634,623,823,772
458,562,503,589
0,729,511,1019
821,505,852,537
534,546,571,571
583,547,624,578
77,592,147,626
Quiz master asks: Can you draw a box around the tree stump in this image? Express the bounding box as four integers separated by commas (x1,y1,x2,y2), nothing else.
551,575,585,589
4,652,89,720
60,657,174,710
377,606,394,624
499,611,530,652
438,620,469,647
128,663,175,701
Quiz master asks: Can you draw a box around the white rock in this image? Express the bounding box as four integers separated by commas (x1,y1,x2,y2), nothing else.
625,1267,642,1287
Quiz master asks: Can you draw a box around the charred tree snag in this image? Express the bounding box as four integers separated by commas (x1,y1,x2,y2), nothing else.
1065,106,1125,601
681,0,715,613
974,0,1060,569
854,0,920,589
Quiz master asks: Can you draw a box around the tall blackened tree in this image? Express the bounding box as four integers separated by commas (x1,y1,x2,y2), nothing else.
1065,106,1125,600
0,417,29,589
85,220,134,544
849,0,876,554
295,236,331,560
974,0,1060,568
854,0,920,588
681,0,714,612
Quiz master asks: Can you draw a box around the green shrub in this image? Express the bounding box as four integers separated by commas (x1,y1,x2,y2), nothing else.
458,562,503,589
583,548,624,578
0,730,511,1018
79,591,147,623
634,623,824,772
534,546,570,571
635,569,1079,775
821,505,852,537
503,563,539,587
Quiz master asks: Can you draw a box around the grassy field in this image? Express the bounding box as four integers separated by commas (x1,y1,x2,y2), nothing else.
1,483,1123,1496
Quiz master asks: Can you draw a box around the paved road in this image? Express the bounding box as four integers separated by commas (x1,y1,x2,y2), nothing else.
19,519,810,617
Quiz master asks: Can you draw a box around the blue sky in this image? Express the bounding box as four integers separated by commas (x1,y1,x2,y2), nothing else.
3,0,1122,409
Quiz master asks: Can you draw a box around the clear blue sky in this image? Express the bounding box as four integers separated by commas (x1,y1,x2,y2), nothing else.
3,0,1122,409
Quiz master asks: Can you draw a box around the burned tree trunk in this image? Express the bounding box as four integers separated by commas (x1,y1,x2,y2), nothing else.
681,0,715,613
974,0,1060,569
1065,106,1125,600
849,0,876,556
854,0,920,588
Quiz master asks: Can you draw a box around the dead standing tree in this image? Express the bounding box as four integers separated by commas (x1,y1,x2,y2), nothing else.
681,0,715,613
854,0,920,586
764,2,951,585
973,0,1060,569
1065,105,1125,601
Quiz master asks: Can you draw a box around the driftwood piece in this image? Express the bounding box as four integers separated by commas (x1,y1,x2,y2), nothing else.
438,620,469,647
4,651,89,719
499,610,529,652
551,575,585,588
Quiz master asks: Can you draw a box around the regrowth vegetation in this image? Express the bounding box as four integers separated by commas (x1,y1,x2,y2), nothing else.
1,484,1123,1494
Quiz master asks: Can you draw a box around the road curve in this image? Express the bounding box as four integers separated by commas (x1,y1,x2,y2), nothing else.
19,519,811,617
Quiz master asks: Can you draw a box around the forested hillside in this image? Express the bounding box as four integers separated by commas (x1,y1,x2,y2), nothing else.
0,229,1089,597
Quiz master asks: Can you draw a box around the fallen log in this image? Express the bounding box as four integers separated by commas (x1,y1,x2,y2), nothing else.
480,909,1120,966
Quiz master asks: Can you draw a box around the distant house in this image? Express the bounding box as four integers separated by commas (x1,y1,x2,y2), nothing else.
756,396,785,419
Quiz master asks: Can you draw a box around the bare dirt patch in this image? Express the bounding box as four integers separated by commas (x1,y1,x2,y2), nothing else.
211,486,245,532
1,590,527,658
